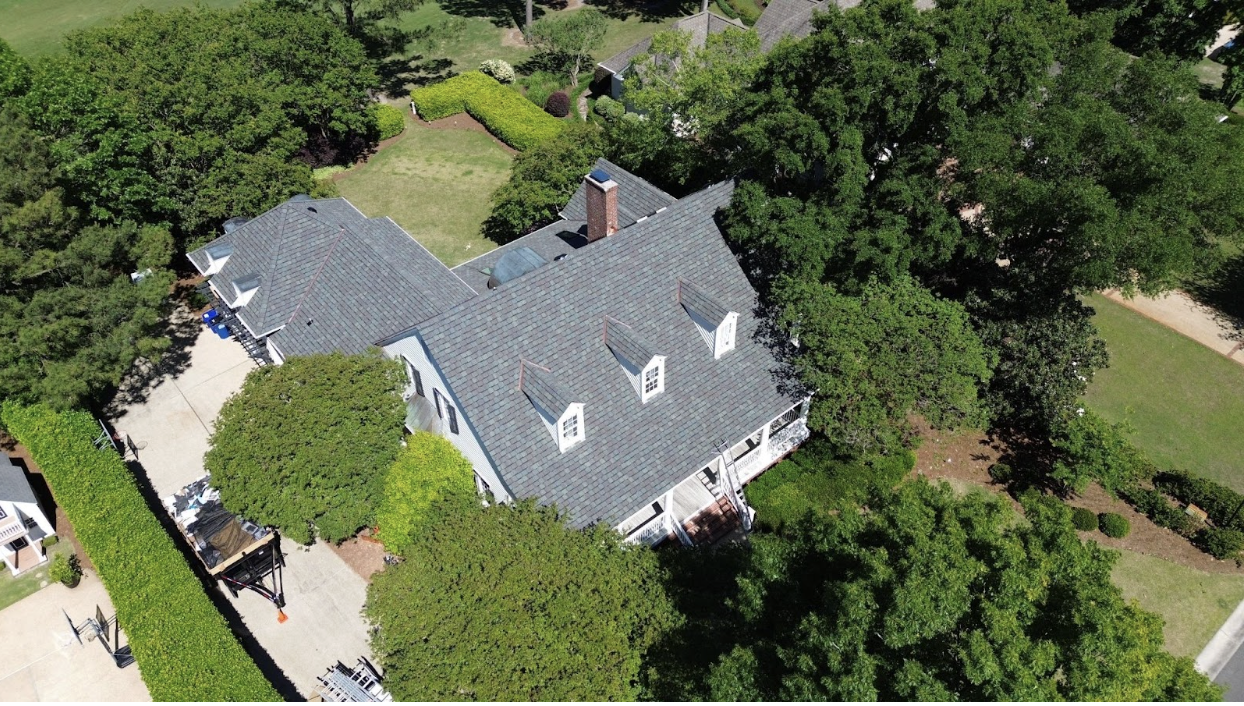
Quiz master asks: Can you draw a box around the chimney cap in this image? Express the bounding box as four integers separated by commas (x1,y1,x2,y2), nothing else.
588,168,613,184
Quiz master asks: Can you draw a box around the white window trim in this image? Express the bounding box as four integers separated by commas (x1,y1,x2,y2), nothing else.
714,312,739,359
640,357,665,403
203,245,232,275
556,404,585,452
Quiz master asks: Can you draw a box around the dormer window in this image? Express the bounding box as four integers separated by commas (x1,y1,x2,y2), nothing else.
204,243,233,275
231,274,260,307
519,360,584,452
604,317,665,403
678,279,738,359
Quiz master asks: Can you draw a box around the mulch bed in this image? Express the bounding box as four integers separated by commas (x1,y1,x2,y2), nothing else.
329,535,387,582
911,421,1244,575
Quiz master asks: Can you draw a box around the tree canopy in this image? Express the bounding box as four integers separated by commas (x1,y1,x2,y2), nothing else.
646,481,1222,701
528,8,608,87
483,122,603,243
780,276,992,452
367,500,679,701
374,431,477,557
18,2,378,241
205,352,406,544
0,106,173,410
1067,0,1242,61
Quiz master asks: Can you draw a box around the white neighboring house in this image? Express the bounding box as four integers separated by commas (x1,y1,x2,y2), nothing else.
0,455,56,576
596,10,747,100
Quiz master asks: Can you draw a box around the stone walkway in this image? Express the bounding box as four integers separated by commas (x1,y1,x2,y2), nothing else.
1100,289,1244,366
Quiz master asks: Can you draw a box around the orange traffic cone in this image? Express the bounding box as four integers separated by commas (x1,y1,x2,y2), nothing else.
277,610,289,624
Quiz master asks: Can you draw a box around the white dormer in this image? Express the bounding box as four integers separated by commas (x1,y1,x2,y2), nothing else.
204,243,234,275
714,311,738,359
520,360,584,453
678,279,738,359
231,274,260,307
604,317,665,403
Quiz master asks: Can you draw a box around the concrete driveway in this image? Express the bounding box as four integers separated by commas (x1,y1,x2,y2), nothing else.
0,573,149,702
109,312,375,698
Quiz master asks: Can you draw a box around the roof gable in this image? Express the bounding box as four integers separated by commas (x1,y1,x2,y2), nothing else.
0,455,37,505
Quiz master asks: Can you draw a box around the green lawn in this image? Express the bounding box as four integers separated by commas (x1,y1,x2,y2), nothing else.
335,113,512,267
1084,293,1244,492
0,541,72,613
1112,549,1244,657
0,0,243,55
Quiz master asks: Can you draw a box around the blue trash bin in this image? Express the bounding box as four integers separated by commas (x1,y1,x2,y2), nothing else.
212,323,231,340
203,308,219,325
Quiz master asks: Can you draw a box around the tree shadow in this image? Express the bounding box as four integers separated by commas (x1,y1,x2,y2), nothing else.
1184,250,1244,342
100,292,205,414
437,0,528,27
378,56,457,97
587,0,701,22
988,427,1068,499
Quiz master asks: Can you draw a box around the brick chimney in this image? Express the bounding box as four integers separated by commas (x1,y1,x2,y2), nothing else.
585,169,619,243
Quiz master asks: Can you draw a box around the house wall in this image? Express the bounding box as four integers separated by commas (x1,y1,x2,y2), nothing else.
382,332,511,504
15,501,54,538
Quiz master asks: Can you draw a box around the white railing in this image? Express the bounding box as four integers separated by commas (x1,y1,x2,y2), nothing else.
0,521,27,543
769,418,809,460
630,514,669,546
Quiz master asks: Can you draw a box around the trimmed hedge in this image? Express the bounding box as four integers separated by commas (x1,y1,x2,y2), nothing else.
369,103,406,141
1198,527,1244,560
1071,507,1098,531
2,403,280,702
1122,485,1196,535
1154,470,1244,532
411,71,563,150
1098,512,1131,538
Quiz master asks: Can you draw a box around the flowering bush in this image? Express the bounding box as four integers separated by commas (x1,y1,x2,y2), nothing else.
479,59,515,83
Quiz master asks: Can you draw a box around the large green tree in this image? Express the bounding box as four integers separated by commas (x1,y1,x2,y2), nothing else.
0,107,173,410
374,431,477,557
779,276,992,452
1067,0,1241,61
483,122,603,243
528,8,607,87
367,500,679,701
647,481,1222,701
205,352,406,544
20,2,379,240
609,26,764,192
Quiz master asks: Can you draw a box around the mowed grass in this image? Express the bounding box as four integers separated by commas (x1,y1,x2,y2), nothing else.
1084,293,1244,492
0,0,243,55
1112,549,1244,657
335,113,512,267
0,541,71,613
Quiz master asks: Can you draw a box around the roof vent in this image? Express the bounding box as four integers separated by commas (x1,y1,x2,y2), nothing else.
589,168,611,183
487,247,548,289
554,253,568,262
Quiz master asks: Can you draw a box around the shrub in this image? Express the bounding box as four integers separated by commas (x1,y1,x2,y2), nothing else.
312,164,348,180
1121,486,1196,535
49,552,82,586
411,72,564,150
520,70,564,109
545,90,570,117
369,103,406,141
747,439,915,531
1098,512,1131,538
1051,410,1155,494
594,95,625,122
1071,507,1098,531
1154,470,1244,532
1,402,279,701
1198,527,1244,560
988,462,1013,484
479,59,515,83
41,534,58,547
376,432,478,557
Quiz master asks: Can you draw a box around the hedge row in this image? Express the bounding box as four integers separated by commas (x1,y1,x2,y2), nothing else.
411,71,563,150
2,403,280,702
1153,470,1244,533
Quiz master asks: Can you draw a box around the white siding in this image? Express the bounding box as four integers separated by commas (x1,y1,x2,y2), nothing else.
382,332,510,503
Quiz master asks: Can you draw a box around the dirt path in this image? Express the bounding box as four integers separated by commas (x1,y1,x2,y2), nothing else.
577,91,589,120
1100,288,1244,366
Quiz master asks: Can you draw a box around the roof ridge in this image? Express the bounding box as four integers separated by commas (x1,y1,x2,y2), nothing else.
246,204,294,331
284,221,352,326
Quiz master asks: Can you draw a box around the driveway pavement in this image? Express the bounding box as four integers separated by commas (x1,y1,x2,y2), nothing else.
0,574,149,702
109,313,375,698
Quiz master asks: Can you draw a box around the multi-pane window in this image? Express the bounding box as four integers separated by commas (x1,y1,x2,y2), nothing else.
561,414,578,440
404,357,424,397
643,365,660,394
446,404,459,435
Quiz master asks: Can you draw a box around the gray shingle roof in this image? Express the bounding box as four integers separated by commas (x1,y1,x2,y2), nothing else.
598,11,747,74
561,158,676,227
520,361,575,418
604,317,659,368
755,0,933,51
417,179,799,528
452,221,588,293
679,279,731,326
0,455,37,505
189,199,475,357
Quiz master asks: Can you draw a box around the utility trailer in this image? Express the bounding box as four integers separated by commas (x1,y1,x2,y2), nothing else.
164,475,285,611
